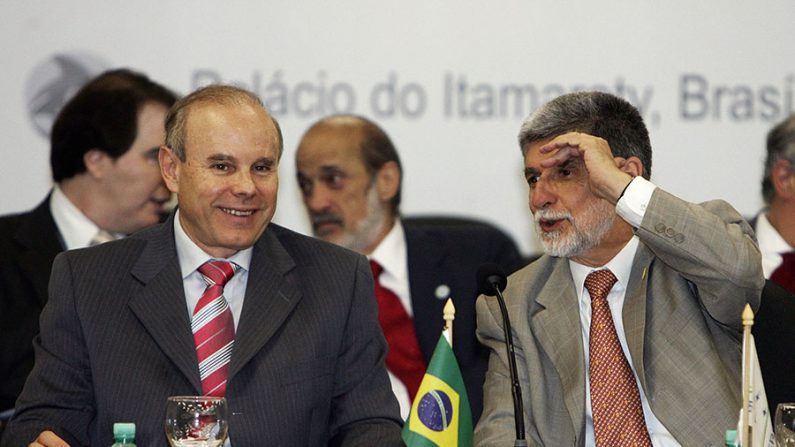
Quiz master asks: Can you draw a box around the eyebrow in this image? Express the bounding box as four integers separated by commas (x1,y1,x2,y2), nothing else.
319,165,346,175
206,154,277,166
560,159,576,170
207,153,234,162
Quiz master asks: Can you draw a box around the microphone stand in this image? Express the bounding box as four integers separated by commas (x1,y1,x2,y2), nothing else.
490,281,527,447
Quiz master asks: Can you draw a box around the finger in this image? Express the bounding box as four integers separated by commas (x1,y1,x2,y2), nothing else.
539,146,581,168
538,140,580,154
31,431,70,447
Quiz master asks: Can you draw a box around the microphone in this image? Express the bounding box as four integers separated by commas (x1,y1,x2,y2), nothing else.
477,264,527,447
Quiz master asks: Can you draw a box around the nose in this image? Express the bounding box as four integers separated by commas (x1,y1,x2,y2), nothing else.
305,183,332,213
530,177,556,212
232,171,257,197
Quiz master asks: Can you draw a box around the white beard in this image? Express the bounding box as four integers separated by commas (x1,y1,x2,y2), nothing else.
534,198,615,258
336,185,388,254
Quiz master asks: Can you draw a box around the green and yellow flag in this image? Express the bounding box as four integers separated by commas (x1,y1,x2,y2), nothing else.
402,334,473,447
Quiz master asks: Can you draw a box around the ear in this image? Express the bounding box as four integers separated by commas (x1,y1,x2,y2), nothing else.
374,161,400,203
772,159,795,199
159,146,180,193
83,149,110,179
618,156,644,179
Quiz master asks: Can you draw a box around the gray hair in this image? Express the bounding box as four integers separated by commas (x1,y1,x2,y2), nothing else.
518,91,652,180
762,114,795,204
165,84,283,161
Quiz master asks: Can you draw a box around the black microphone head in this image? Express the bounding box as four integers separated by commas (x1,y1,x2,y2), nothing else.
476,263,508,296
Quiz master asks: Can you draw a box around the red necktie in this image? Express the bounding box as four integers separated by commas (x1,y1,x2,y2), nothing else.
193,260,237,397
586,269,652,447
369,260,426,401
771,252,795,295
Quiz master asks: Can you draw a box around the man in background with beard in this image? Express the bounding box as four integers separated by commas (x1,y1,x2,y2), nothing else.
475,91,764,446
295,115,523,422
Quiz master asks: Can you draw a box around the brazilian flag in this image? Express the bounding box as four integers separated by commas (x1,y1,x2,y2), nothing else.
402,334,473,447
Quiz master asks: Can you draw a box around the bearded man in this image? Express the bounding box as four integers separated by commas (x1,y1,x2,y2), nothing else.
474,91,764,447
295,115,523,422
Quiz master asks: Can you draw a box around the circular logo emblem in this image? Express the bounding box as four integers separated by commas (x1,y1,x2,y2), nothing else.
417,389,453,431
25,52,108,137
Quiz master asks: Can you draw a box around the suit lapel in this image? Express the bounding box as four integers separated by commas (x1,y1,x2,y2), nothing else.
624,244,653,391
15,196,64,306
531,259,586,437
127,218,202,393
404,223,448,362
228,226,300,379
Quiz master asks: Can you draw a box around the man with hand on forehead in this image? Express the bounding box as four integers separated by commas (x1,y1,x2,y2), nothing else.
475,91,764,446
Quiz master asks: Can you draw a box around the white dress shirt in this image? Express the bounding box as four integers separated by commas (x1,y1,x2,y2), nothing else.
172,210,252,447
573,176,680,447
369,218,413,420
50,186,121,249
754,211,793,278
173,209,252,330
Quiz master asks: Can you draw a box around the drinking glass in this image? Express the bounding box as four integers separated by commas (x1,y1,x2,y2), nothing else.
165,396,228,447
776,403,795,447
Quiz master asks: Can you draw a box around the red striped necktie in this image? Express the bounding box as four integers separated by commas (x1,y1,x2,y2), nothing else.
193,260,237,397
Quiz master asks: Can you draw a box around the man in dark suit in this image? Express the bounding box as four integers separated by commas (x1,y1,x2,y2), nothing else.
295,115,523,422
751,113,795,290
746,114,795,417
1,86,402,446
475,91,764,445
0,69,176,427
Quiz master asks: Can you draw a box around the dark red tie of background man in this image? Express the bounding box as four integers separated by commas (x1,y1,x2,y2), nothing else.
369,260,426,401
771,252,795,295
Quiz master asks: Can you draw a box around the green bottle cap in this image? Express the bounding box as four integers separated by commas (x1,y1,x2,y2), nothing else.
725,429,738,447
113,422,135,441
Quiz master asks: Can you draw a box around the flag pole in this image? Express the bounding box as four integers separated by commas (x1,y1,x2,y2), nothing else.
741,303,754,447
443,298,455,347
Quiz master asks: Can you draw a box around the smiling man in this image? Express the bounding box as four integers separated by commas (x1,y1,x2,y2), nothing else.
0,69,176,429
1,85,402,447
475,91,764,446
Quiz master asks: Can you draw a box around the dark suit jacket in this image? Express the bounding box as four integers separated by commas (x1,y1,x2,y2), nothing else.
402,216,523,423
2,216,403,446
745,213,795,416
754,280,795,417
0,196,63,411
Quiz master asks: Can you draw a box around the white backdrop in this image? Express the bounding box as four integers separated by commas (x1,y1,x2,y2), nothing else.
1,0,793,255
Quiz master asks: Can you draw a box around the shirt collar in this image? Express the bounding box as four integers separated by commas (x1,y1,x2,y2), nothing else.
570,236,640,300
173,209,253,279
50,185,103,250
756,210,793,255
369,218,407,281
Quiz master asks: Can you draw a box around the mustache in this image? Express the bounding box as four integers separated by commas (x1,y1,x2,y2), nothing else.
311,212,342,227
534,209,573,223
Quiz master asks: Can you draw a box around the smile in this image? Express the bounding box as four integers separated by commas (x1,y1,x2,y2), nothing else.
221,207,254,217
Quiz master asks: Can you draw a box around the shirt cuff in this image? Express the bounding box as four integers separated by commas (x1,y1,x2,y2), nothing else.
616,176,656,228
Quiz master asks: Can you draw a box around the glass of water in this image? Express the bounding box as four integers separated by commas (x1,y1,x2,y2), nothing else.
165,396,228,447
776,403,795,447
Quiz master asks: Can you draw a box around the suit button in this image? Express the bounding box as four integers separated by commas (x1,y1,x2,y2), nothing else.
665,228,676,238
655,223,666,233
674,233,685,243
